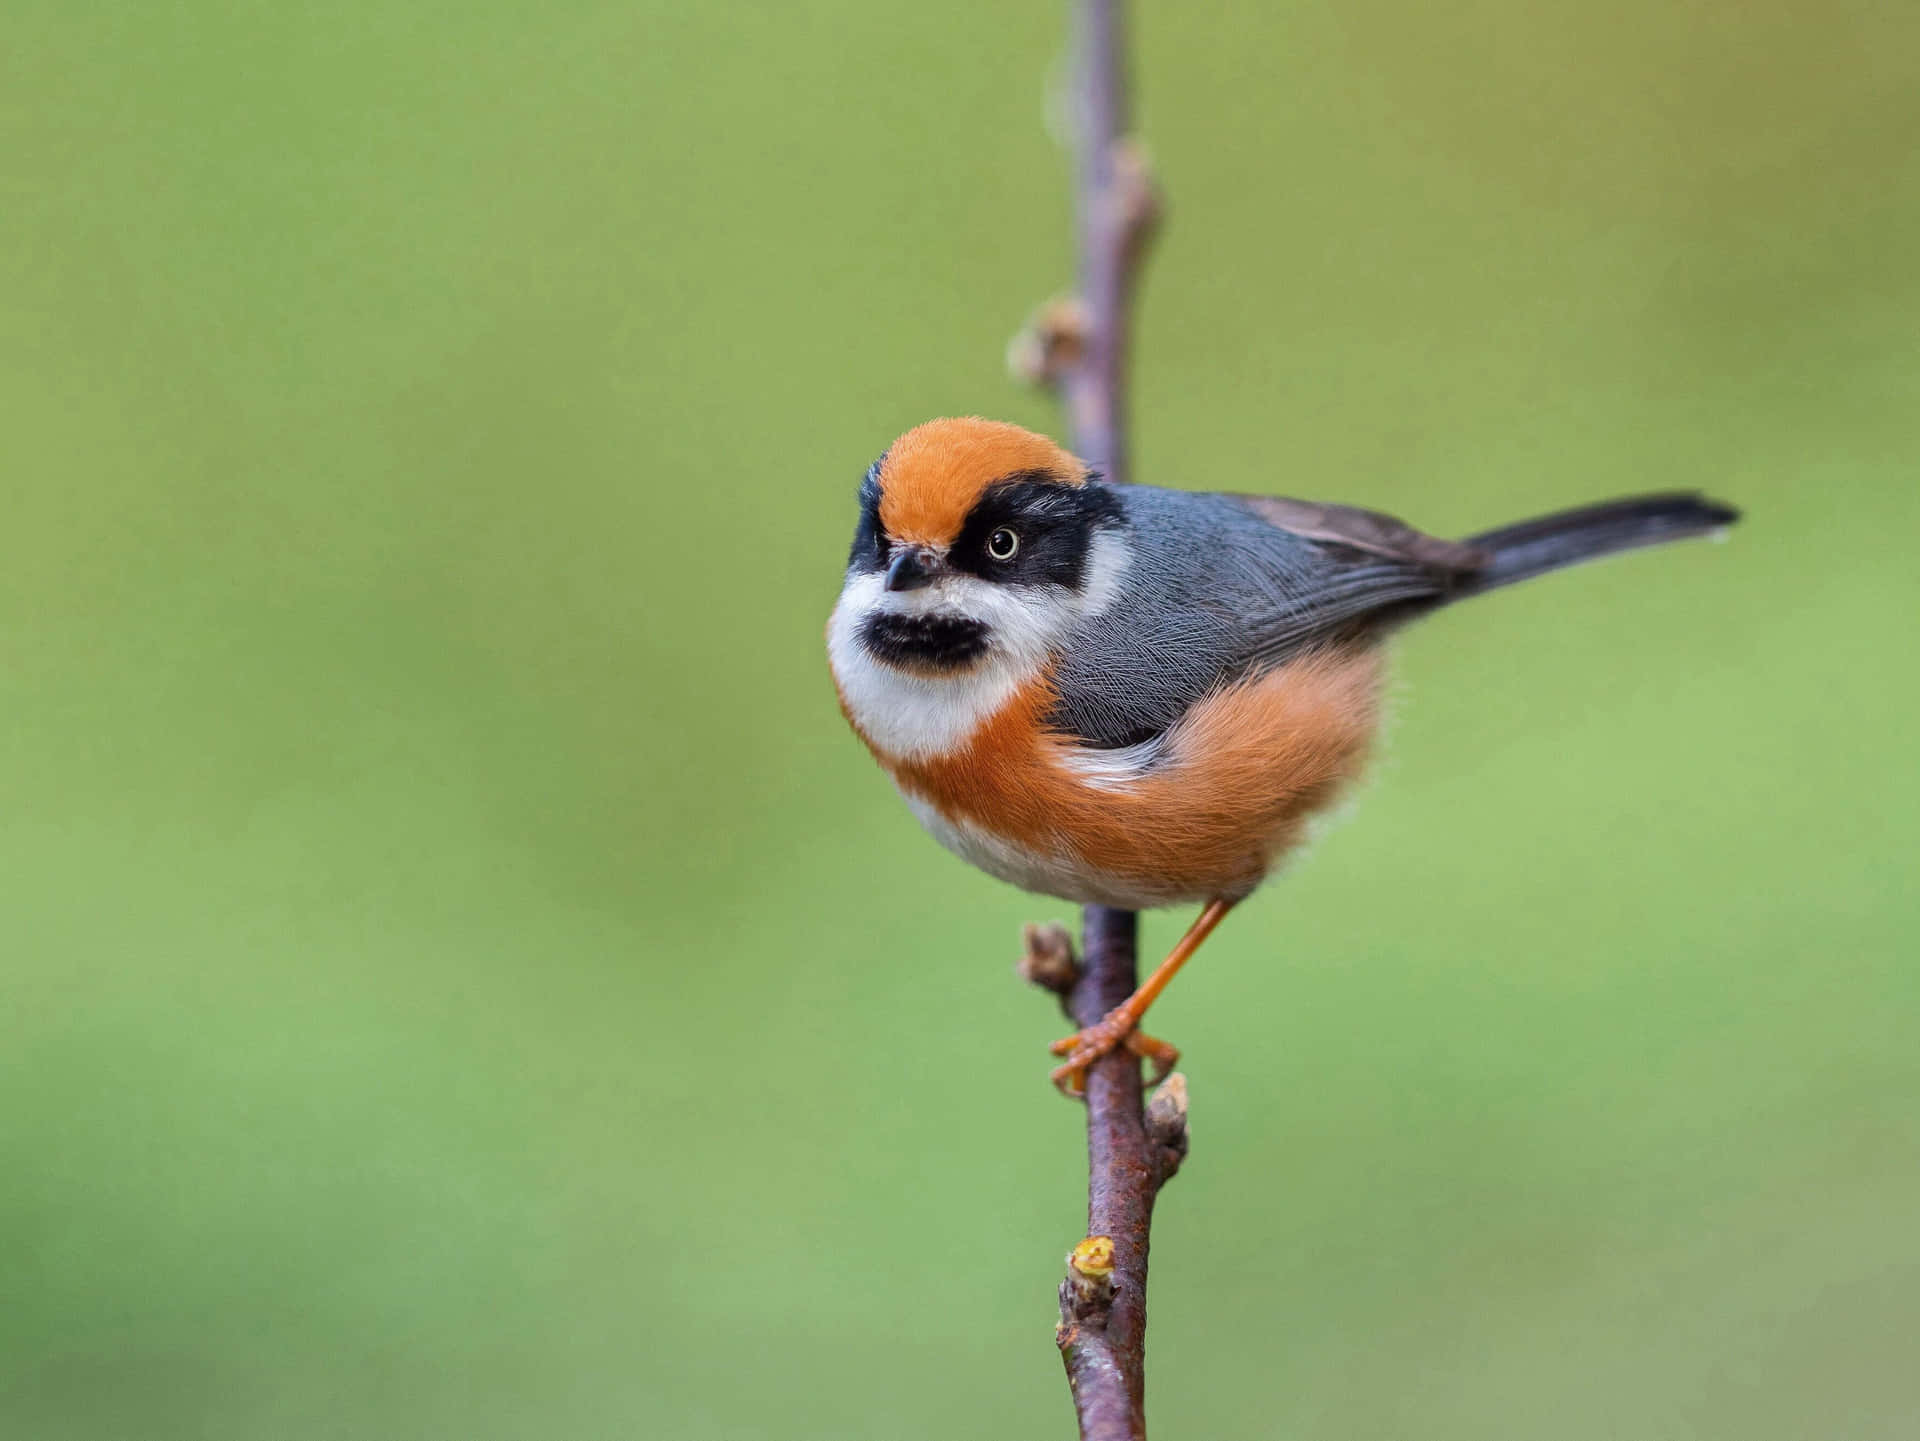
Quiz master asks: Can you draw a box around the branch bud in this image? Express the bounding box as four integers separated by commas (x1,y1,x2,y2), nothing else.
1062,1233,1117,1320
1145,1072,1190,1180
1017,920,1081,995
1006,297,1091,388
1111,137,1163,258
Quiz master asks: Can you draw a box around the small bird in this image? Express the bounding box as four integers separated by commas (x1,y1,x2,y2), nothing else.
826,417,1737,1092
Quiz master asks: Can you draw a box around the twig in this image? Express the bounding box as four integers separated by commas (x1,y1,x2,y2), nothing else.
1010,4,1172,1435
1020,919,1188,1441
1066,919,1189,1441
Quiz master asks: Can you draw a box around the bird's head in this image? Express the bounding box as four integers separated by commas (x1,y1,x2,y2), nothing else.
826,418,1131,759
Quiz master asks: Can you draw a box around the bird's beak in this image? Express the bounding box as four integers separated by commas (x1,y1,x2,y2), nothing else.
885,546,945,592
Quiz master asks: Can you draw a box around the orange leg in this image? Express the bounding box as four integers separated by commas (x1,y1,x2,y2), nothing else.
1049,898,1235,1095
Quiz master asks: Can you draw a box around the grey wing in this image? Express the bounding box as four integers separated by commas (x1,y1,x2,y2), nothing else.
1232,495,1484,573
1046,484,1486,749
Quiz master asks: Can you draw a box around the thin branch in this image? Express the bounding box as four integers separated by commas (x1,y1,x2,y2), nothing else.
1011,5,1171,1435
1017,920,1190,1441
1062,914,1187,1440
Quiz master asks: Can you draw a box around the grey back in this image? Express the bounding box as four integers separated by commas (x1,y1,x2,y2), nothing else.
1046,484,1452,749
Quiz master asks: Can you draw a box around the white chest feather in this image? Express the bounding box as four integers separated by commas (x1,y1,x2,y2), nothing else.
825,532,1130,762
825,574,1037,760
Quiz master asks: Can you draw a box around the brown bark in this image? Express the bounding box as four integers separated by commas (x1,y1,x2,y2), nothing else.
1012,5,1172,1433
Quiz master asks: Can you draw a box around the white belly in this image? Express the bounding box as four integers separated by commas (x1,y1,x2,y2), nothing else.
897,788,1195,910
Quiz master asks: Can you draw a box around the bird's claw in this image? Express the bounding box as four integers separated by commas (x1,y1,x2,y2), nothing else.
1048,1012,1180,1097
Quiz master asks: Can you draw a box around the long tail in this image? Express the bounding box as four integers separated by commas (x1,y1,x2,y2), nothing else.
1453,492,1740,598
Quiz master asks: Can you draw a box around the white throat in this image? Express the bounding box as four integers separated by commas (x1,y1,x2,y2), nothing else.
826,530,1130,762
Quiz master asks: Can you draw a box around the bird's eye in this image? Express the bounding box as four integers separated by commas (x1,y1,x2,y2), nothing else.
987,527,1020,561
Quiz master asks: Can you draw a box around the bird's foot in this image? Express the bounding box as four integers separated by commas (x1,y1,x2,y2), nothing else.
1049,1012,1180,1097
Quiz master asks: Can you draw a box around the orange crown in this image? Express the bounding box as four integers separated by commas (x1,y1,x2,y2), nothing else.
876,418,1087,546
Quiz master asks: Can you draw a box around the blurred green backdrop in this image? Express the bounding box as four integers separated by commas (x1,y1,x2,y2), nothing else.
5,2,1918,1437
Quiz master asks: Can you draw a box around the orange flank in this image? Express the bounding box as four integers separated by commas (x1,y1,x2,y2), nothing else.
879,647,1383,906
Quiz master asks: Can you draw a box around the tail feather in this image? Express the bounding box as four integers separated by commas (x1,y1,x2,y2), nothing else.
1456,492,1740,598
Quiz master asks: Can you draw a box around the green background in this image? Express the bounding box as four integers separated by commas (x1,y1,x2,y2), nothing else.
5,2,1917,1437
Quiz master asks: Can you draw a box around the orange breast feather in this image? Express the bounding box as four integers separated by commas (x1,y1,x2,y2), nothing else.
883,647,1384,904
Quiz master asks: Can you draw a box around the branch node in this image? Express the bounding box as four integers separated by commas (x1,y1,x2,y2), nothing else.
1007,296,1092,389
1018,920,1082,998
1144,1071,1190,1182
1110,137,1162,265
1062,1234,1118,1319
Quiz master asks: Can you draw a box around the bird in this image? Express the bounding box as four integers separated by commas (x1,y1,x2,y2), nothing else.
825,417,1738,1093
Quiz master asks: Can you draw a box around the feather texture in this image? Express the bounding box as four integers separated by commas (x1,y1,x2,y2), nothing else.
826,417,1739,907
